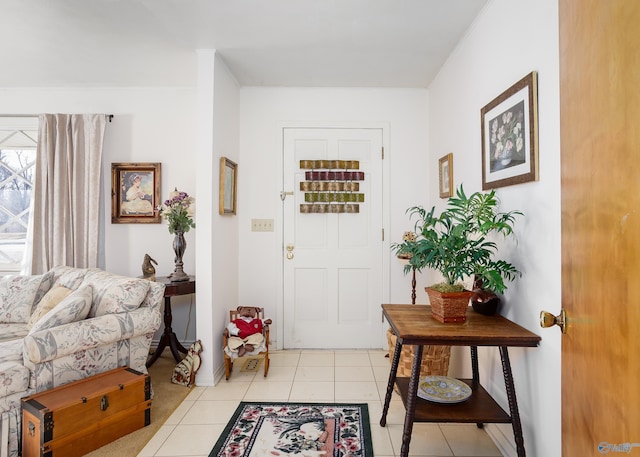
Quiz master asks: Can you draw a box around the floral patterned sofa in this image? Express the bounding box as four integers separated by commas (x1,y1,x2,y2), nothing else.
0,266,164,457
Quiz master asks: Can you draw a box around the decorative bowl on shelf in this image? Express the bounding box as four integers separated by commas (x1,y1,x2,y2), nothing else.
417,376,472,403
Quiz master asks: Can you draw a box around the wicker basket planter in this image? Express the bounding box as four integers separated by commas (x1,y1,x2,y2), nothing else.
386,328,450,377
425,287,474,323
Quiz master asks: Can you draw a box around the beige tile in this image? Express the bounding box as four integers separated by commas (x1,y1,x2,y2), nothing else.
252,365,297,382
155,423,224,456
335,351,372,366
289,381,334,401
298,351,335,366
336,365,375,382
368,350,391,366
163,399,194,425
243,380,293,401
440,424,503,456
381,399,409,426
377,381,402,403
269,351,301,366
370,424,395,456
144,348,505,457
179,400,239,425
295,366,335,382
183,385,206,401
136,424,175,456
388,423,453,456
335,381,380,401
199,381,250,400
372,364,392,382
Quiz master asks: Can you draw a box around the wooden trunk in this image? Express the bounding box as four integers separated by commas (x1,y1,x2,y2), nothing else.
21,367,151,457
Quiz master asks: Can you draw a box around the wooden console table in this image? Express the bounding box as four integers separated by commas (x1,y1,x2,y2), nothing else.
380,304,540,457
146,276,195,367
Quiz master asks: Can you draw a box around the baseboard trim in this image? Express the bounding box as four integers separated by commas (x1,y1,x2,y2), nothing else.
485,423,517,457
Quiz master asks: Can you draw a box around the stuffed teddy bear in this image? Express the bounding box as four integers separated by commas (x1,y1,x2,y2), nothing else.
226,306,272,356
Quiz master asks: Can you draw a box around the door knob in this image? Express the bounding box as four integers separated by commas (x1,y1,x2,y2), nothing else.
286,244,294,260
539,309,567,333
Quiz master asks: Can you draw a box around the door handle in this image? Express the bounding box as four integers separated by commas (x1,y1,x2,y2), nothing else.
286,244,294,260
539,309,567,333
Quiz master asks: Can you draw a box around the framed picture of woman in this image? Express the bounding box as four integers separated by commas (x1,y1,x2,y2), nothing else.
111,162,161,223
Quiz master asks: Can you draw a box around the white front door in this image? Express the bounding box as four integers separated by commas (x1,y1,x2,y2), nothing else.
282,127,384,348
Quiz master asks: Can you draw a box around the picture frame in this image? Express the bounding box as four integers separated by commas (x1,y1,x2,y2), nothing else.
438,153,453,198
111,162,161,224
219,157,238,215
481,71,539,190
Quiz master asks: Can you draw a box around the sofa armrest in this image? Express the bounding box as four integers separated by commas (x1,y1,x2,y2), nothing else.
23,305,161,365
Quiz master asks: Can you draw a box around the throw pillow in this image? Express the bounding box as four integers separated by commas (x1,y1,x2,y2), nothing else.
27,285,73,329
28,285,93,335
31,269,55,313
50,266,88,290
0,274,46,324
83,270,150,317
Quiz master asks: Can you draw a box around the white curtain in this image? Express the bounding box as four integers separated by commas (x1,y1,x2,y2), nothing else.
29,114,106,274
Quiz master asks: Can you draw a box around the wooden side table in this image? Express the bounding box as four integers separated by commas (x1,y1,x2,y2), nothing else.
380,304,540,457
146,276,195,367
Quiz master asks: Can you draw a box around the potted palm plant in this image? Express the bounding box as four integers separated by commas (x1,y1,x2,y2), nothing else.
392,185,522,322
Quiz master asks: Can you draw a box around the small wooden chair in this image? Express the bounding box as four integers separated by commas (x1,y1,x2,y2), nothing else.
222,307,270,380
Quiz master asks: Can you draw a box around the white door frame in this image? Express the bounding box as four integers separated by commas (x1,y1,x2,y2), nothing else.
275,121,391,350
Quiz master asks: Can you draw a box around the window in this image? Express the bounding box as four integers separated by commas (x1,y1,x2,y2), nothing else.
0,118,38,274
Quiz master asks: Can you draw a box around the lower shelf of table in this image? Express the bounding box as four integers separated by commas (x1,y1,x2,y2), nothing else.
395,377,512,424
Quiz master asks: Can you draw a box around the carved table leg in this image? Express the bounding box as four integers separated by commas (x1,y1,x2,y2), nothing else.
400,344,423,457
500,346,526,457
380,336,402,426
146,296,188,367
471,346,483,428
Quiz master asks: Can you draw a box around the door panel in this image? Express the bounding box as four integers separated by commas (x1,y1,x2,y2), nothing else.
560,0,640,453
283,128,383,348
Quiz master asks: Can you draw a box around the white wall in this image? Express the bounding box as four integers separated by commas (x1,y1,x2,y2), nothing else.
238,87,430,347
0,86,199,344
1,9,563,451
427,1,561,456
196,52,241,384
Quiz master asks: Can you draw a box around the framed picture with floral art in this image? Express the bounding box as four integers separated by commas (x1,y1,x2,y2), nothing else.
481,71,539,190
111,162,161,223
438,153,453,198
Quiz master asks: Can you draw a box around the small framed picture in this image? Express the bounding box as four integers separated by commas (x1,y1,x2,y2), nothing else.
438,153,453,199
111,162,161,223
481,71,539,189
219,157,238,215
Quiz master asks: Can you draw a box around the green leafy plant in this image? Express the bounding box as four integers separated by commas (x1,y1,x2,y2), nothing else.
158,190,196,234
392,185,522,294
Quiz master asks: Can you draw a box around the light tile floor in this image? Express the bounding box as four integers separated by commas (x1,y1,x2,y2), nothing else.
138,350,503,457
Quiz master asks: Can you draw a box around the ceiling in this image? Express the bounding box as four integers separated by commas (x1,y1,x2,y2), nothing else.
0,0,488,88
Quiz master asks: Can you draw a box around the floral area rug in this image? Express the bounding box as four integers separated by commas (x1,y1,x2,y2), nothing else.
209,402,373,457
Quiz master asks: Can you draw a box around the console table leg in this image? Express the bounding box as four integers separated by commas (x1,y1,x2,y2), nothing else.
471,346,483,428
471,346,480,384
499,346,526,457
380,336,402,427
400,344,423,457
146,296,188,367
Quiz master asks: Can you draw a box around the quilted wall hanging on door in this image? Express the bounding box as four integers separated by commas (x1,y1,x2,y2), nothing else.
299,160,365,213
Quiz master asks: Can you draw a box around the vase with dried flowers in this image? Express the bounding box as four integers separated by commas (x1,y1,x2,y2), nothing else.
158,189,195,282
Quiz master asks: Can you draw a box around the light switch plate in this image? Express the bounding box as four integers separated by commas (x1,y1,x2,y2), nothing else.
251,218,274,232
